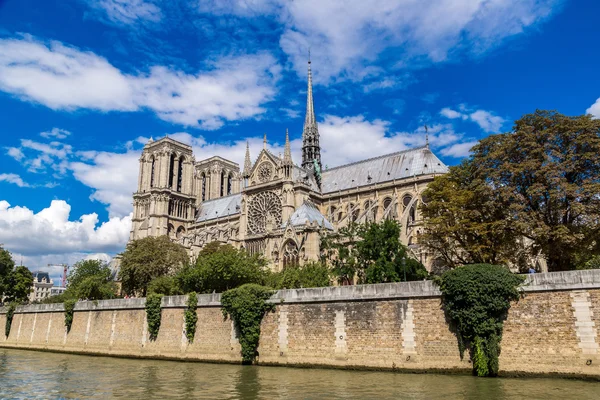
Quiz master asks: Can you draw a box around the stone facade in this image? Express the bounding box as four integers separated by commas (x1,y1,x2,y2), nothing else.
2,270,600,377
129,61,448,271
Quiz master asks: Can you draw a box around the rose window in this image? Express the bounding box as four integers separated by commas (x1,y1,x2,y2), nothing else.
258,162,273,182
248,191,282,234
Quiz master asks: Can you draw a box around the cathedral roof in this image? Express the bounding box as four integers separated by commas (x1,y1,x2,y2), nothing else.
320,146,448,193
196,193,241,222
283,201,334,230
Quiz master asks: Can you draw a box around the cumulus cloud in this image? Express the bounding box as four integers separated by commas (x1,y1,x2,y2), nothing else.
0,200,131,257
440,141,478,158
587,98,600,118
198,0,562,83
86,0,162,25
0,36,279,129
9,138,72,174
440,105,505,133
0,173,30,188
40,127,71,139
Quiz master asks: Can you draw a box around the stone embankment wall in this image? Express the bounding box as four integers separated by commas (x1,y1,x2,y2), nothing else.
2,270,600,377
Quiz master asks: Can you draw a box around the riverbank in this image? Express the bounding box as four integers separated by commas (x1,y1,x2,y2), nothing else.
2,270,600,378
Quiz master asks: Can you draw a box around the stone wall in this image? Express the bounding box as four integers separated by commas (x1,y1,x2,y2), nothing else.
2,270,600,377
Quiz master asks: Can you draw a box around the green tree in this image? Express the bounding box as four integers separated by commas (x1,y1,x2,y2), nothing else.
268,261,331,289
176,242,267,294
4,266,33,303
321,220,427,284
471,111,600,271
0,247,15,301
119,236,188,296
147,276,180,295
421,159,521,270
66,259,117,300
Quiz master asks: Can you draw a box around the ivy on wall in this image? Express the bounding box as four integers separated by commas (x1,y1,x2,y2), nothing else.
64,299,77,333
437,264,524,377
221,284,274,364
185,292,198,343
4,302,17,338
146,293,163,341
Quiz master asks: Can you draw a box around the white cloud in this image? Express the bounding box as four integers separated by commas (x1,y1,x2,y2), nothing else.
10,138,72,174
0,173,30,188
440,105,505,133
587,98,600,118
440,141,478,158
200,0,561,83
0,36,279,129
0,200,131,257
8,252,115,283
87,0,161,25
40,127,71,139
6,147,24,161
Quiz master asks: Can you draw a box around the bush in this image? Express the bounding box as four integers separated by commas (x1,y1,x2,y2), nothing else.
4,302,17,338
221,284,274,364
185,292,198,343
267,262,331,289
145,293,163,341
147,276,180,296
64,299,77,333
438,264,524,377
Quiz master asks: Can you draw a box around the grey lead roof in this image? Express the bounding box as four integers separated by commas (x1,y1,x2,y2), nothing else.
283,201,334,230
320,146,448,193
196,193,241,222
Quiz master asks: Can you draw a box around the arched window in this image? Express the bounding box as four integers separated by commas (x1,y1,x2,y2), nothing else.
176,226,185,239
402,194,413,211
150,157,156,188
283,240,299,268
201,172,206,201
350,204,360,222
177,156,184,192
168,153,176,188
220,171,225,197
227,174,233,195
328,205,337,222
364,200,377,222
409,202,417,224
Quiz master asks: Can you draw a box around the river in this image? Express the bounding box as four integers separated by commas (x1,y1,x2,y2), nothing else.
1,348,599,399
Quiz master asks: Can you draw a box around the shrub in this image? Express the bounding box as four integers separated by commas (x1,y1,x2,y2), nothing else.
64,299,77,333
438,264,524,377
145,293,163,341
185,292,198,343
221,284,274,364
4,302,17,337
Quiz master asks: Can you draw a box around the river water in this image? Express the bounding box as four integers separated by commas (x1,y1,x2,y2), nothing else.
1,348,599,399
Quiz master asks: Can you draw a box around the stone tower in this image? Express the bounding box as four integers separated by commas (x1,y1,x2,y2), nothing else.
301,59,322,172
130,137,196,241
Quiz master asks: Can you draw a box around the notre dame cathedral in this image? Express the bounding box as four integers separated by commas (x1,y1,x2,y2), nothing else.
130,61,448,271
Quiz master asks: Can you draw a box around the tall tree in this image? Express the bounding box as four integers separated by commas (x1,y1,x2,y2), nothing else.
472,111,600,271
67,259,117,300
119,236,188,296
4,266,33,303
0,247,15,300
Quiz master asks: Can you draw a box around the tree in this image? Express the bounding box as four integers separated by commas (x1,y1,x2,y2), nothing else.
64,259,117,301
321,219,427,284
267,261,331,289
176,242,268,294
471,111,600,271
119,236,188,296
420,159,522,270
0,247,15,300
4,266,33,303
147,276,180,296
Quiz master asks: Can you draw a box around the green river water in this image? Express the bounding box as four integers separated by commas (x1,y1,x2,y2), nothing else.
1,348,599,399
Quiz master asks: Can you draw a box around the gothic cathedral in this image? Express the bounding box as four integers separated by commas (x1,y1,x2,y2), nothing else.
130,61,448,271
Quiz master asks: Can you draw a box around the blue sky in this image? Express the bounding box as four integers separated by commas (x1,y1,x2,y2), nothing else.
0,0,599,281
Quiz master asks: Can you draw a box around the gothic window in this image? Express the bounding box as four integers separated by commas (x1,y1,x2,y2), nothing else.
383,197,396,220
247,191,282,234
220,171,225,197
409,201,417,224
402,194,413,211
227,174,233,195
349,203,360,223
150,157,156,187
167,223,175,238
283,240,299,268
364,200,377,222
201,172,206,201
176,226,185,239
168,153,175,188
177,156,184,192
257,162,273,182
328,206,337,222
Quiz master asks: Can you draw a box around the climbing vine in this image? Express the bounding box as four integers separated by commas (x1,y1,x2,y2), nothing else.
221,284,274,364
64,299,77,333
146,293,163,341
438,264,524,377
185,292,198,343
4,302,17,338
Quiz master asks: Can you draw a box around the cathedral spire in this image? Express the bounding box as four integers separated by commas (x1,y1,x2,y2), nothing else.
243,141,252,178
263,133,267,150
283,128,292,165
301,57,322,172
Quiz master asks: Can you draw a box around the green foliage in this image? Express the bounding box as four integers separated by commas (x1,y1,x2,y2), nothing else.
4,266,34,303
63,259,117,301
0,247,15,300
266,261,331,289
577,255,600,270
438,264,524,377
221,284,274,364
4,302,17,338
185,292,198,343
64,299,77,333
176,243,268,294
119,236,188,296
321,220,427,284
145,293,163,341
147,276,180,296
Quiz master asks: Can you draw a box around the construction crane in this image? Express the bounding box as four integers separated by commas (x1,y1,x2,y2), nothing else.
48,264,69,287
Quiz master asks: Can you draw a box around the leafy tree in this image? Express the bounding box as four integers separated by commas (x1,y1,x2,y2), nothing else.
421,159,522,269
147,276,180,295
67,259,117,300
268,261,331,289
472,111,600,271
321,220,427,284
438,264,524,377
0,246,15,300
119,236,188,296
4,266,33,303
176,242,267,294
